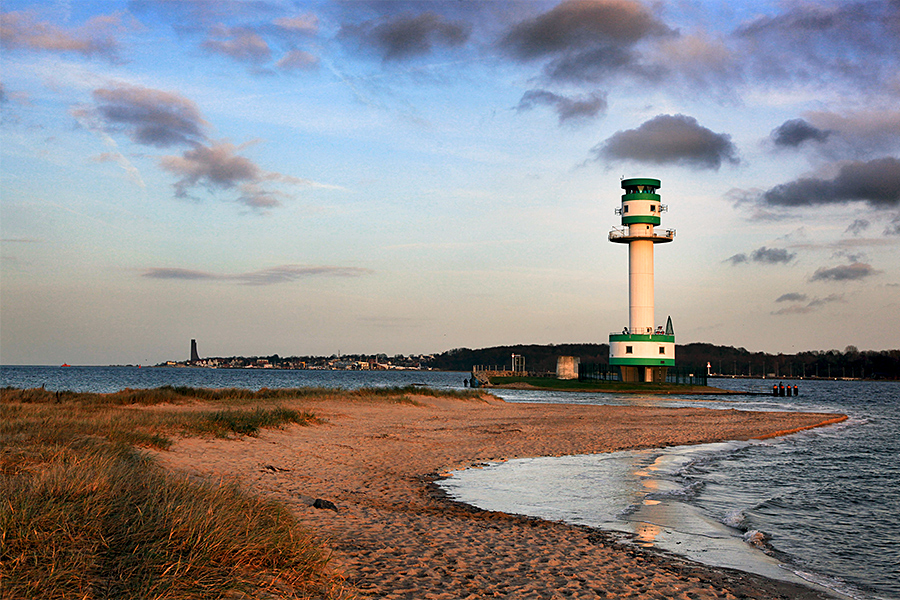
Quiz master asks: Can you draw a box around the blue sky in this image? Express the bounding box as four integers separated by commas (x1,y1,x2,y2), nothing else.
2,0,899,365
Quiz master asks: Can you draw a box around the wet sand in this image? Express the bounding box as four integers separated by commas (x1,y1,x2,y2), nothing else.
154,394,846,599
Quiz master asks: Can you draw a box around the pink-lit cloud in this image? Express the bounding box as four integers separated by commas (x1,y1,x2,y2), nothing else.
0,10,125,61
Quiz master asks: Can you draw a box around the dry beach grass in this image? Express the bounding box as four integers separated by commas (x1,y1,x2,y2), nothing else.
2,386,846,599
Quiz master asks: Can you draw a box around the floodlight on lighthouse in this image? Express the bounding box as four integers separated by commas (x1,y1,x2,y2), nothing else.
608,178,676,383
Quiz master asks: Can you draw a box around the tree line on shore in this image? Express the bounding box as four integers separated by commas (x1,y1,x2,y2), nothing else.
430,343,900,380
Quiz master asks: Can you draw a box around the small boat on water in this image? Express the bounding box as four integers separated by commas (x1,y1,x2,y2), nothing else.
61,363,71,367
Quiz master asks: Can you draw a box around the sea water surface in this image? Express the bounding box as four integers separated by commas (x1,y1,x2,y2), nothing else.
447,379,900,600
2,367,897,599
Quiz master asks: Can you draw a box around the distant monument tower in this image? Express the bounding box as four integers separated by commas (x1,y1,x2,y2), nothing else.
608,178,675,383
190,339,200,363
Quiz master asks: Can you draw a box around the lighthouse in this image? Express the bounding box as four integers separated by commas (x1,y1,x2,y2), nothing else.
608,178,675,383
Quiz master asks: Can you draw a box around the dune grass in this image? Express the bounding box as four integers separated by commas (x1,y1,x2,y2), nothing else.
3,385,467,599
2,443,339,599
1,384,482,598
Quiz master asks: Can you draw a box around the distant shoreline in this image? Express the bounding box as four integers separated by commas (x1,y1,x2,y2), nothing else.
484,381,753,394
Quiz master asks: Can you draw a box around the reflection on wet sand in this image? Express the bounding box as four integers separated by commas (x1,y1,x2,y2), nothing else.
633,455,665,546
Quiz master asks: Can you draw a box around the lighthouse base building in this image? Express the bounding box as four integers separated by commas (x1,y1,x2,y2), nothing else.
608,178,675,383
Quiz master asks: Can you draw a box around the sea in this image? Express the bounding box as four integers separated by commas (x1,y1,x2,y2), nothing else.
2,366,897,599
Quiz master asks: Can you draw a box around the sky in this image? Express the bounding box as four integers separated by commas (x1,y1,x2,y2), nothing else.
1,0,899,365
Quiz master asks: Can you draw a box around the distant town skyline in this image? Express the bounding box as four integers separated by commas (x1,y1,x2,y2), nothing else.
2,1,899,365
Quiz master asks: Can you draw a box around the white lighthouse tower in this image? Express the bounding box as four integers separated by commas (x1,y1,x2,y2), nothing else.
608,178,675,383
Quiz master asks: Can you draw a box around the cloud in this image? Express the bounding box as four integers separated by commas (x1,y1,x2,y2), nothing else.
91,84,208,148
807,294,845,308
772,293,844,315
160,141,260,196
341,11,471,62
143,267,214,281
751,246,795,264
158,140,321,208
776,293,808,303
735,2,900,90
810,262,879,282
142,264,373,285
649,32,737,90
845,219,870,236
726,246,795,266
498,0,671,83
127,0,281,32
90,151,145,188
771,119,831,148
500,0,668,60
515,89,607,124
202,25,271,64
805,108,900,155
594,114,738,170
276,49,318,71
762,157,900,208
84,83,325,210
0,10,124,61
273,14,318,36
885,214,900,236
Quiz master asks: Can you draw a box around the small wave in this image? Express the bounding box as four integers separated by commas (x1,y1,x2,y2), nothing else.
722,508,746,529
742,529,771,553
645,480,705,501
790,568,876,600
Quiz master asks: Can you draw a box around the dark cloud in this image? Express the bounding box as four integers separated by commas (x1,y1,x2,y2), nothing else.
91,84,208,148
735,2,900,89
341,11,470,61
143,264,373,285
202,26,272,64
500,0,668,60
771,119,831,148
810,262,879,282
498,0,671,84
776,292,808,303
762,157,900,208
541,45,664,84
726,246,795,266
751,246,795,264
0,11,124,61
594,114,738,170
845,219,870,236
160,141,261,197
516,89,607,124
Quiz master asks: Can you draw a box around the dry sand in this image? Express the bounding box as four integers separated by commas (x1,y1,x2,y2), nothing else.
154,394,846,599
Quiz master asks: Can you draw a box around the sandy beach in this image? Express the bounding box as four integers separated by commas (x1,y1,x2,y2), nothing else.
154,394,846,599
